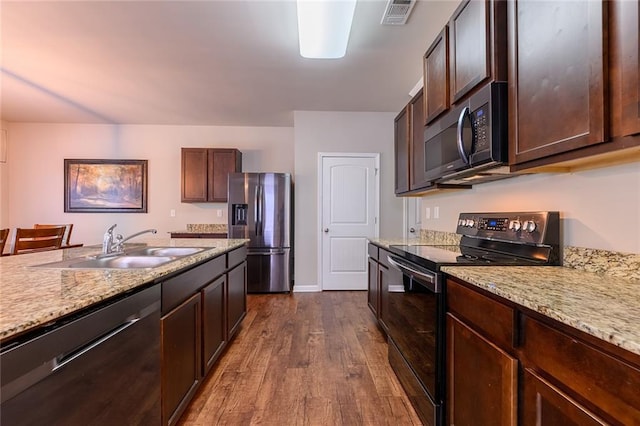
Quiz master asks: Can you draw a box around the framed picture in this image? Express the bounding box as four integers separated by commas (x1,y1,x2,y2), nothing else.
64,159,148,213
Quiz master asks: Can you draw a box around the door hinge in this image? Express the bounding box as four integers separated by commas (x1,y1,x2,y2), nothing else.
375,217,378,224
375,168,379,175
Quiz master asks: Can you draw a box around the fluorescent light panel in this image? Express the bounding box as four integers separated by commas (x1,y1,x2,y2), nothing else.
297,0,357,59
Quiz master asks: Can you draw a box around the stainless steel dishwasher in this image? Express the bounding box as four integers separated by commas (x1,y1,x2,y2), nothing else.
1,284,161,425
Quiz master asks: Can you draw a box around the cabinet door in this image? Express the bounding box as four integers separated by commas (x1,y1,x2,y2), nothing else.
449,0,490,102
612,0,640,137
202,275,226,376
424,27,449,124
227,261,247,339
378,255,401,335
367,257,379,317
522,369,607,426
208,149,241,202
394,106,410,194
181,148,208,202
410,89,430,190
508,1,607,165
447,313,517,426
161,293,201,426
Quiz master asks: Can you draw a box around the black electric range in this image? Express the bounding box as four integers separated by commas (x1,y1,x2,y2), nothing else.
383,211,560,426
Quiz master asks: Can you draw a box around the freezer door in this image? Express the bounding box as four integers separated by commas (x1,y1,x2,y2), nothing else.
228,173,259,243
246,248,291,293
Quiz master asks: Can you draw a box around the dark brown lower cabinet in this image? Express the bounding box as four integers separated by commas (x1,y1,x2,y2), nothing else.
378,253,399,334
446,313,517,426
227,261,247,339
161,294,202,426
202,275,226,376
447,276,640,425
161,247,247,426
367,256,379,317
522,368,607,426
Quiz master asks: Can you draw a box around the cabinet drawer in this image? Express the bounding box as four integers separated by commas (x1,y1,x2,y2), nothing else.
162,255,226,314
522,315,640,424
368,243,379,261
228,246,246,269
447,278,514,350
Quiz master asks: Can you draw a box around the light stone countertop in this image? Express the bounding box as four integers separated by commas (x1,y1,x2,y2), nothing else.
442,266,640,356
369,237,640,356
0,238,247,342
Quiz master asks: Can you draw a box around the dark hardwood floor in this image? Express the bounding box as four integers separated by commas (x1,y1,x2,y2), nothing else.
179,291,422,425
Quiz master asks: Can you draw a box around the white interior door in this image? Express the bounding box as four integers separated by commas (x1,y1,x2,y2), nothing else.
320,154,378,290
404,197,422,239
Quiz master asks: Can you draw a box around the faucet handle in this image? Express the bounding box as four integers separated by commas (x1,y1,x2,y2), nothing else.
106,224,117,234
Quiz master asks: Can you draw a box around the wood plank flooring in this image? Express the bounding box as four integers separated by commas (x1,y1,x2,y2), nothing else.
178,291,422,425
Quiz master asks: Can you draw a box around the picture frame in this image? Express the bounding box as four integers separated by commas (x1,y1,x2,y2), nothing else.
64,159,148,213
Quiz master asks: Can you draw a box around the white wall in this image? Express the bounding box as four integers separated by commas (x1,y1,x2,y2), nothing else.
0,120,8,228
293,111,405,290
5,123,294,245
419,162,640,253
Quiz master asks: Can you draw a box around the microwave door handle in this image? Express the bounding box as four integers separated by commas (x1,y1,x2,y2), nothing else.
456,106,471,165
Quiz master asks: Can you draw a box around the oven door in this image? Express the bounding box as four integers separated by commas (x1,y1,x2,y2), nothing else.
386,256,444,426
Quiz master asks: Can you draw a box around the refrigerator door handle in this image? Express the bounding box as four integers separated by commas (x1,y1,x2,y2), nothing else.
258,184,264,236
254,185,261,236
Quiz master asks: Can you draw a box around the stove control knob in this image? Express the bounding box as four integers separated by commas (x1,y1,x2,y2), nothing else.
458,219,465,227
467,219,475,228
509,220,521,231
523,220,537,233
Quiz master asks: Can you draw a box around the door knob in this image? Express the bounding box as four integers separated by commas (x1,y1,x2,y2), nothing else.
409,228,416,233
324,228,329,233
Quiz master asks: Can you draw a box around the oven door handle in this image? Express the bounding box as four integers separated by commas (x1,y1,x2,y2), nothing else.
387,256,440,293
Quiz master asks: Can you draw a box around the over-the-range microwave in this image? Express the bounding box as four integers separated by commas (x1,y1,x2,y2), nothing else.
423,81,511,185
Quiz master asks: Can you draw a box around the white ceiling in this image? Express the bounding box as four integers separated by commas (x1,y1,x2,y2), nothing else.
1,0,458,127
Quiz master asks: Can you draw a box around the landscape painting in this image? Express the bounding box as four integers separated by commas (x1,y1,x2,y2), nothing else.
64,159,148,213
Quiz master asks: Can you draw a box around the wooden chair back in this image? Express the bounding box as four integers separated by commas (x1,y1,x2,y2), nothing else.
11,227,65,255
34,224,74,247
0,228,9,255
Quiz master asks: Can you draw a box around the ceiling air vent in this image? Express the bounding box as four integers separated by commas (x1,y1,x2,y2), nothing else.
380,0,416,25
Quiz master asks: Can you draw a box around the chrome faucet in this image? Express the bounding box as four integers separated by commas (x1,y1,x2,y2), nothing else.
101,224,157,255
102,224,118,254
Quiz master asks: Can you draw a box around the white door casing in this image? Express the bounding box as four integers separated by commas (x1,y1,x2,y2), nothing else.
404,197,422,240
319,153,379,290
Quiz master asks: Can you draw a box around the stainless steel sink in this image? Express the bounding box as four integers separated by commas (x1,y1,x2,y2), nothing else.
125,247,206,257
31,246,208,270
69,255,177,269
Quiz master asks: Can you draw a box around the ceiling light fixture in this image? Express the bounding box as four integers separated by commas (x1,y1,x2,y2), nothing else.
296,0,357,59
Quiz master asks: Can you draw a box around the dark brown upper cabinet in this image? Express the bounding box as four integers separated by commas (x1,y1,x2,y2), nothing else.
181,148,242,203
423,0,507,126
423,27,450,125
394,106,410,194
508,1,608,166
410,89,430,190
611,0,640,139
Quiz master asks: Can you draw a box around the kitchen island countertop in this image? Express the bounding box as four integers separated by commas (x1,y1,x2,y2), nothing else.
0,238,247,342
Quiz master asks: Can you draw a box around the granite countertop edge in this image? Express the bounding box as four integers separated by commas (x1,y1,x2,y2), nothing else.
0,238,248,342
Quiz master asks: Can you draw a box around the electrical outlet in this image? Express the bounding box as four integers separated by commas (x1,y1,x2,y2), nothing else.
433,206,439,219
217,209,223,218
170,209,176,217
425,207,431,219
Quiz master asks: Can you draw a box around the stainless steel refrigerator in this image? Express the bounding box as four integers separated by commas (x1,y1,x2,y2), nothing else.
228,173,292,293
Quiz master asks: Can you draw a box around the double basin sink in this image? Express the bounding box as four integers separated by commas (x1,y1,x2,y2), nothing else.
33,246,207,270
